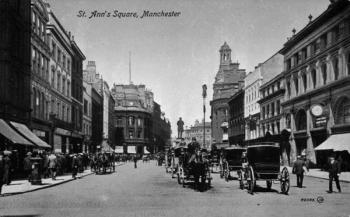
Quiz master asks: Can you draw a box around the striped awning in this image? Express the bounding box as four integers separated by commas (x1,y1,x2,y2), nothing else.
315,133,350,153
10,122,51,149
0,119,33,146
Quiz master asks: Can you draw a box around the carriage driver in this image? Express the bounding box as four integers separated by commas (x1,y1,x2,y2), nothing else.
188,137,200,164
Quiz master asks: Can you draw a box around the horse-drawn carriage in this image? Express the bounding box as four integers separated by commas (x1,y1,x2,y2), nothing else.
95,152,115,174
220,147,246,182
209,147,220,173
239,143,290,194
177,146,212,190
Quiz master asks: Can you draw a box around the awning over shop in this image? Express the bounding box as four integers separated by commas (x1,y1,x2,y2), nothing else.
0,119,33,146
127,146,136,154
10,121,51,149
315,133,350,153
101,140,113,152
114,146,124,154
144,147,150,154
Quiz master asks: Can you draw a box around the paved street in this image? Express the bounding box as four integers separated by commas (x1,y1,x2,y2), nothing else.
0,161,349,217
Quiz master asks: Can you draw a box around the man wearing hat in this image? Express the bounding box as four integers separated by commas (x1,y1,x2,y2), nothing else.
328,154,341,193
23,152,32,182
292,155,307,188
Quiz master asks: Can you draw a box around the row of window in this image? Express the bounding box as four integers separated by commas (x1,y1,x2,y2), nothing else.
83,122,91,136
261,120,281,136
261,100,281,120
31,46,50,82
31,88,49,121
285,19,350,71
286,52,350,99
245,83,260,103
52,99,70,123
115,117,143,127
83,99,92,117
261,81,281,98
31,10,46,43
51,69,71,97
52,41,71,74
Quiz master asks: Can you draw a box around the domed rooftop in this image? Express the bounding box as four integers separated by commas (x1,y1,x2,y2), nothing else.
220,42,231,51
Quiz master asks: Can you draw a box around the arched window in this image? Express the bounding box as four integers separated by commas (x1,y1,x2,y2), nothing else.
333,57,339,80
286,80,291,98
322,63,327,85
302,73,307,92
311,69,317,88
296,110,307,131
335,97,350,124
294,76,299,95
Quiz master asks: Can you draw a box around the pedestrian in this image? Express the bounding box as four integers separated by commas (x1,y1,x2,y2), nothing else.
3,150,12,185
48,152,58,180
292,155,308,188
0,152,4,195
71,154,78,179
42,152,49,178
327,155,341,193
133,154,138,169
23,152,32,182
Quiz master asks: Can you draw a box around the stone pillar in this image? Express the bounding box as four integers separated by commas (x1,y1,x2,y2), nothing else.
326,99,335,136
289,111,297,164
315,60,321,88
306,108,316,164
326,55,332,83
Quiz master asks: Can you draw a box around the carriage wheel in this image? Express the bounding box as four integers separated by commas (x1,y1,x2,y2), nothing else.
247,166,255,194
238,170,244,190
280,167,290,194
177,171,181,184
180,167,186,187
266,180,272,190
224,162,230,182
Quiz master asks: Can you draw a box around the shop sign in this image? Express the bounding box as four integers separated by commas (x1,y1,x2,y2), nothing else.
315,116,327,128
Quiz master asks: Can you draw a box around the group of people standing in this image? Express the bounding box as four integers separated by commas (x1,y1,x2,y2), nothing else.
293,154,342,193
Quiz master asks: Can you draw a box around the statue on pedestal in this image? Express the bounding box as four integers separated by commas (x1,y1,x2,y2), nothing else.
177,117,184,139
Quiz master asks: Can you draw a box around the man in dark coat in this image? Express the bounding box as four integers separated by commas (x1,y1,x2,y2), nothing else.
0,152,4,195
293,155,307,188
328,155,341,193
23,152,32,182
71,155,79,179
3,151,12,185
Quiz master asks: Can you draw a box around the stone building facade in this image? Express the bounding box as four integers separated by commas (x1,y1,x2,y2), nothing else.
183,120,211,149
228,89,245,147
152,102,171,153
30,0,52,144
47,6,73,153
244,53,284,143
280,0,350,166
0,0,31,126
111,84,154,155
210,42,245,148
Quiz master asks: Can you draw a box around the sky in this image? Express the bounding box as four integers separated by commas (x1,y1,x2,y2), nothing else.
47,0,329,136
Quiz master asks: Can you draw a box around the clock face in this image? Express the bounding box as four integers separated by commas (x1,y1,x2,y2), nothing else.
311,104,323,117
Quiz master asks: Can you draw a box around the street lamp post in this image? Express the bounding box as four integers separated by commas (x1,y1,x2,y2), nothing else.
202,84,207,149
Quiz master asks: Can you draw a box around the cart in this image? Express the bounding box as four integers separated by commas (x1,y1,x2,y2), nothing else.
221,147,246,182
240,143,290,194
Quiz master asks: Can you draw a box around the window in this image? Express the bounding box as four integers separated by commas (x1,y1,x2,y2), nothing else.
137,118,142,127
271,102,275,116
57,49,61,63
286,59,291,70
116,117,123,126
302,73,307,92
320,34,327,49
276,100,280,115
67,59,71,73
262,106,265,120
62,77,66,94
84,99,88,115
62,105,65,121
294,77,299,95
266,104,270,118
63,55,66,68
57,102,60,119
333,57,339,80
322,63,327,85
286,80,291,97
67,81,70,97
333,25,340,42
311,69,317,88
137,129,142,138
128,116,134,126
129,129,134,139
57,73,61,91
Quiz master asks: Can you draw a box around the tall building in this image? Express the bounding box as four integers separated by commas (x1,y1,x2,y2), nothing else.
0,0,31,125
244,53,284,143
152,102,171,153
228,89,245,147
30,0,52,144
183,120,211,148
111,84,154,155
70,37,85,153
91,88,103,153
83,80,92,153
46,5,74,153
280,0,350,166
83,61,115,151
210,42,245,148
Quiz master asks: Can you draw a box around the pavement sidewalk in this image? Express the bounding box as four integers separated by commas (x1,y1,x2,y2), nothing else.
1,162,125,196
285,166,350,183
